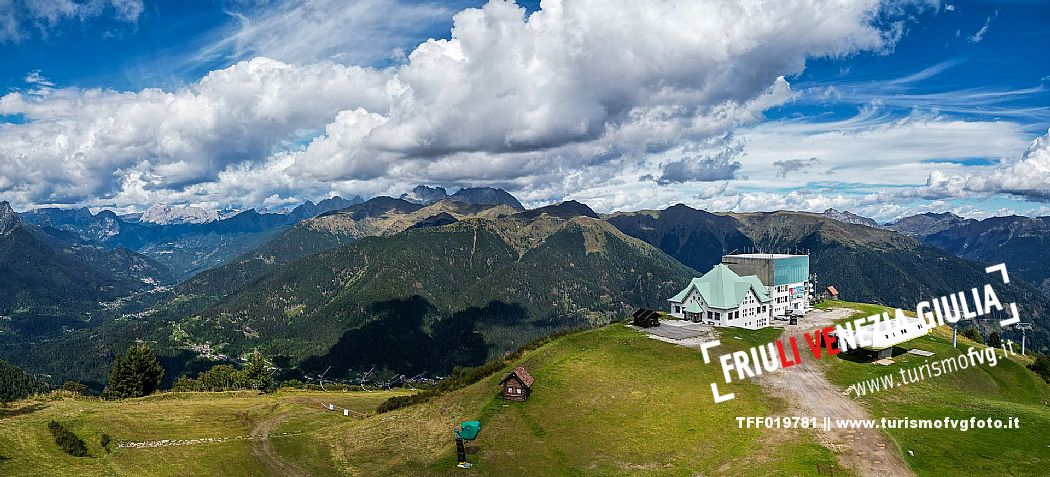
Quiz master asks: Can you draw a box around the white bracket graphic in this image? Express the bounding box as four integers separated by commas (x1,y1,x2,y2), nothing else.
700,340,734,402
985,263,1010,284
986,263,1020,326
700,339,720,364
711,383,735,403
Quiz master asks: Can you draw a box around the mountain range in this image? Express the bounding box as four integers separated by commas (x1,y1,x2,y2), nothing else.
161,198,690,378
3,191,1050,387
822,208,882,228
16,196,371,280
400,185,525,209
0,201,172,338
888,213,1050,296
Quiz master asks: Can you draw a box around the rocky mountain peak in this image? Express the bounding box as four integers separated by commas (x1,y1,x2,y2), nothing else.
400,185,524,209
0,201,17,235
140,204,219,225
822,208,880,228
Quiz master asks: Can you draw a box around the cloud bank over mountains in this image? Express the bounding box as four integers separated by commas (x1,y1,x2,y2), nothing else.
0,0,910,211
0,0,1045,222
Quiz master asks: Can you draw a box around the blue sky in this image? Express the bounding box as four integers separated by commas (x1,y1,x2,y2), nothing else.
1,0,1049,221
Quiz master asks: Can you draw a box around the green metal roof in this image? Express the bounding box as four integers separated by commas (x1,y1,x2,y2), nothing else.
684,301,702,313
668,264,770,310
668,287,690,303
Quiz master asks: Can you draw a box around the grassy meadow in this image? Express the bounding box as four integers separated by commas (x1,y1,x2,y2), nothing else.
0,389,408,477
1,312,1048,476
819,301,1050,477
1,324,844,477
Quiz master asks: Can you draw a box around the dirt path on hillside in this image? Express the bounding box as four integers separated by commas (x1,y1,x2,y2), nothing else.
756,309,914,477
250,407,310,477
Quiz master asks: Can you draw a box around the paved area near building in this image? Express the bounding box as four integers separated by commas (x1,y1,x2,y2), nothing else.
641,321,709,340
628,319,716,348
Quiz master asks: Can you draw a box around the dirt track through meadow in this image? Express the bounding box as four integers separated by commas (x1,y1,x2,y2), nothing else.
250,406,311,477
755,309,914,477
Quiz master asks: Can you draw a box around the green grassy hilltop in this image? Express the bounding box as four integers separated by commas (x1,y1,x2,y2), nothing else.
1,310,1047,477
819,301,1050,477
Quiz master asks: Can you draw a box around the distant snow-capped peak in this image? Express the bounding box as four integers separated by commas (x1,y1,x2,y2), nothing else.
140,204,219,225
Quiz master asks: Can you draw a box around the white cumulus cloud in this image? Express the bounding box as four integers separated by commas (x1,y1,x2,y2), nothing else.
918,128,1050,201
0,0,922,211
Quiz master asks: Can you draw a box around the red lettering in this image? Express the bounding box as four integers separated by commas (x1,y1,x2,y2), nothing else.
776,338,798,368
822,326,840,356
804,330,823,359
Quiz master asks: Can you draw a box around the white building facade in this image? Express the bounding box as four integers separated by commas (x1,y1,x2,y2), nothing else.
668,254,811,329
667,264,773,329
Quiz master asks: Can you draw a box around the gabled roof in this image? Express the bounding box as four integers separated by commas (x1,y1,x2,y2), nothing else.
668,264,770,310
827,285,839,295
668,286,690,303
632,308,660,322
632,308,656,319
500,366,534,388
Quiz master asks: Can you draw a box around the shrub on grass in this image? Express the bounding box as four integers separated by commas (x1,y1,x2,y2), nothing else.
961,327,982,342
61,381,88,395
171,375,201,392
47,421,88,457
100,433,111,452
1029,355,1050,383
280,379,305,389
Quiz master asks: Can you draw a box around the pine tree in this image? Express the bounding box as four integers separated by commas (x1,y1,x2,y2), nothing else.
105,344,164,399
987,331,1002,349
961,326,982,342
243,349,273,391
0,360,44,402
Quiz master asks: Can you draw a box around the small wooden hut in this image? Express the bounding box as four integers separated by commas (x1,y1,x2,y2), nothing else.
826,286,840,299
631,308,661,328
500,366,534,401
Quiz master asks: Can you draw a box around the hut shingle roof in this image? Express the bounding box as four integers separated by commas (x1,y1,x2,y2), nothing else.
500,366,534,388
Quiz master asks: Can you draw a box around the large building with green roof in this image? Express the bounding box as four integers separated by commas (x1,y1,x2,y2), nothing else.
668,253,811,329
667,264,774,329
